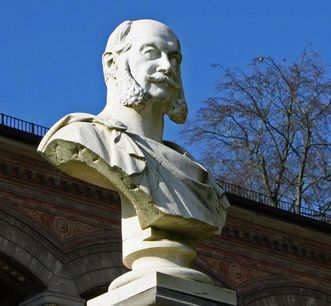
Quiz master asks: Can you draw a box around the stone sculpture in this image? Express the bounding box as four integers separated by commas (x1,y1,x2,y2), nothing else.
38,19,230,290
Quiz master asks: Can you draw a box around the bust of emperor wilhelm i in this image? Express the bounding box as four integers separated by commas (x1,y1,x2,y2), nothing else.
38,19,230,289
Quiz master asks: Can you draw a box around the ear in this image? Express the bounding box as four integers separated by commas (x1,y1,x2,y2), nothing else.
102,52,117,82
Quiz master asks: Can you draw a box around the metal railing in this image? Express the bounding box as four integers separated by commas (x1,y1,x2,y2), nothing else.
1,112,329,224
219,180,330,223
0,113,49,137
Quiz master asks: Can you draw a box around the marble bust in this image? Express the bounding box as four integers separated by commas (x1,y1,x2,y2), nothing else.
38,19,229,289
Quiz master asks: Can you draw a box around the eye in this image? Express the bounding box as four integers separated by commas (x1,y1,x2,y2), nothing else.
142,47,160,60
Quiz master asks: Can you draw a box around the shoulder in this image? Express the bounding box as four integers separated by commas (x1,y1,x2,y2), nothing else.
38,113,96,153
54,112,96,127
163,140,196,161
45,112,96,134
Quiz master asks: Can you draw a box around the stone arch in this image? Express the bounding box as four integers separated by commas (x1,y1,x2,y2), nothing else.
0,202,126,304
193,260,231,288
0,252,46,306
240,286,331,306
0,208,82,304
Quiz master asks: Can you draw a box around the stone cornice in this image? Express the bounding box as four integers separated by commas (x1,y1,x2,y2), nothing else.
0,148,120,209
220,217,331,266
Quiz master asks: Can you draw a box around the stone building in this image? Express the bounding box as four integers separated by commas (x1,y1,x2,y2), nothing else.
0,113,330,305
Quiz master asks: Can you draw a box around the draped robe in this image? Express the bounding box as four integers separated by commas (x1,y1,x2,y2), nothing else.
38,113,229,240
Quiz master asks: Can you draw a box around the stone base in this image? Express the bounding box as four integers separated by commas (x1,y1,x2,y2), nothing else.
87,272,237,306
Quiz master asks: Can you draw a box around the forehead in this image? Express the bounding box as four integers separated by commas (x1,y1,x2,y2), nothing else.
129,21,180,52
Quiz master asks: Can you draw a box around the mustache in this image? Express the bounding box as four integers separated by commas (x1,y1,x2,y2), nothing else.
145,72,180,89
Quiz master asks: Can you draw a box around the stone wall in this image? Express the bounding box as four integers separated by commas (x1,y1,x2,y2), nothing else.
0,130,330,305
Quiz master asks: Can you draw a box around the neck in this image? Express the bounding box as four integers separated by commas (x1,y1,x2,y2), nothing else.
98,90,165,143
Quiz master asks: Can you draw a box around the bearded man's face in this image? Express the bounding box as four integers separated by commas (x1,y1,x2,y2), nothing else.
126,22,181,109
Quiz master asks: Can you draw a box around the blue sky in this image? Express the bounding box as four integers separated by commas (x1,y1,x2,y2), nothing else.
1,0,330,148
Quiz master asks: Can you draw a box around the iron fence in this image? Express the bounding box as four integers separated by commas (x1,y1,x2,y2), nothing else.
0,113,49,137
219,180,330,223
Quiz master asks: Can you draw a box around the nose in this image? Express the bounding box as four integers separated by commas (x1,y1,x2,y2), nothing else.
156,53,172,74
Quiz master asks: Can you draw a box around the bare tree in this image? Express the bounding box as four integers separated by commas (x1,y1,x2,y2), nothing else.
183,50,331,216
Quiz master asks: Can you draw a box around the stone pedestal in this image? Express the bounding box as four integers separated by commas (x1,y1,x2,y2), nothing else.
112,195,214,289
87,272,237,306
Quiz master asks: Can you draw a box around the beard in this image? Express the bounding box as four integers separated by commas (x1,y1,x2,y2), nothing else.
115,62,181,112
112,61,187,123
115,62,147,112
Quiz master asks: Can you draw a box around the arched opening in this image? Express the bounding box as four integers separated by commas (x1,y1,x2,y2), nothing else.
0,253,46,306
